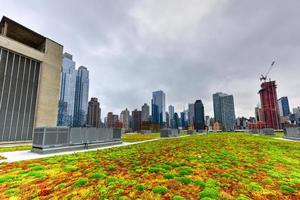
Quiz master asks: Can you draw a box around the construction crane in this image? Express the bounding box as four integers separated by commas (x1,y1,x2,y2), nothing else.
260,61,276,82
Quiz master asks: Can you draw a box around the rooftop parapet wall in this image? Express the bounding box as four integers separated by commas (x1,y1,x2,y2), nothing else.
284,127,300,140
32,127,122,153
160,128,179,137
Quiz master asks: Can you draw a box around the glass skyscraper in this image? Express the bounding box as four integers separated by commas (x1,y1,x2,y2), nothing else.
278,96,290,117
168,105,174,125
73,66,89,127
188,103,195,127
173,112,179,129
57,53,77,126
213,92,236,131
151,90,166,125
194,100,205,131
180,112,186,129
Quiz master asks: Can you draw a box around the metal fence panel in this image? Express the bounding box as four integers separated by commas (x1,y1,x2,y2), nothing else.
284,127,300,138
32,128,44,146
70,128,83,144
57,128,69,145
44,130,57,146
33,127,122,151
113,128,121,139
88,128,98,143
160,129,179,137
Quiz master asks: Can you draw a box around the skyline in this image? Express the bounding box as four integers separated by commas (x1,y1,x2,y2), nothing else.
1,0,300,117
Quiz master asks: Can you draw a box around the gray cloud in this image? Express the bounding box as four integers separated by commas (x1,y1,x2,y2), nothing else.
1,0,299,118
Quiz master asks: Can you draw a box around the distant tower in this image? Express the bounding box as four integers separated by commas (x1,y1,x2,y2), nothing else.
57,52,77,127
278,96,291,117
107,112,114,128
188,103,195,128
132,109,142,132
194,100,205,131
180,112,186,129
87,97,101,128
141,103,150,122
166,112,170,128
113,114,119,127
73,66,89,127
168,105,175,126
173,113,179,129
259,81,281,129
255,106,264,122
120,108,130,131
151,90,166,125
213,92,236,131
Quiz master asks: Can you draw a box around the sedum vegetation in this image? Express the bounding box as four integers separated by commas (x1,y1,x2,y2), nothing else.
0,145,32,153
121,133,160,142
0,133,299,199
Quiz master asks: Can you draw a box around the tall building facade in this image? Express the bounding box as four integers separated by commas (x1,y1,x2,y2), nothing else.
180,112,186,129
173,112,179,129
87,97,101,128
205,115,210,127
278,96,290,117
107,112,118,128
141,103,150,122
57,53,77,126
255,106,264,122
166,112,170,128
0,16,63,141
168,105,174,127
107,112,113,128
132,109,142,132
194,100,205,131
113,114,119,127
188,103,195,127
213,92,236,131
120,108,130,131
129,115,133,130
151,90,166,125
73,66,89,127
259,81,280,129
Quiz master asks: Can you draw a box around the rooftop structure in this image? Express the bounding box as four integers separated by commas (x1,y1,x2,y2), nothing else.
0,16,63,142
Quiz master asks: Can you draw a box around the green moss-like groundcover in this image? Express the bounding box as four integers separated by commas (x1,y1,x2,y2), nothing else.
0,145,31,153
0,133,300,199
121,133,160,142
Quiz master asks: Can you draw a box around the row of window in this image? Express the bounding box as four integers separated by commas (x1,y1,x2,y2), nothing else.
0,47,40,141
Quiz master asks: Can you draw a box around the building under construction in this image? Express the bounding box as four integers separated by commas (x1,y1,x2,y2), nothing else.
258,80,281,129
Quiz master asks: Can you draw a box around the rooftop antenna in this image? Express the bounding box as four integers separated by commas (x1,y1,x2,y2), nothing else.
260,61,276,82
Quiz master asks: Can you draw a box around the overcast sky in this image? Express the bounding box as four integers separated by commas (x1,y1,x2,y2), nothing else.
1,0,300,118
